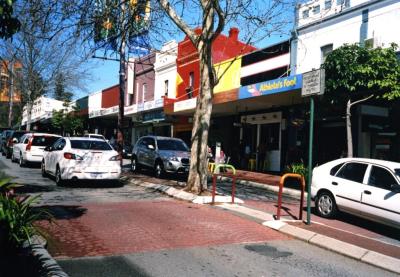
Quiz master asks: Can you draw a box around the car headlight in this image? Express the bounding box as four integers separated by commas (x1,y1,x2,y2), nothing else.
109,155,122,161
168,156,179,162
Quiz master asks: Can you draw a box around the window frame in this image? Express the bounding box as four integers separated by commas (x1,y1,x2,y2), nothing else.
367,165,399,191
336,162,369,184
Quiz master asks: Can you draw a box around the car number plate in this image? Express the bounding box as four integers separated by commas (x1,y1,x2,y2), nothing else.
90,173,102,178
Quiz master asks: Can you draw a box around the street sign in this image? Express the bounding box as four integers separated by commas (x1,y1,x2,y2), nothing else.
302,69,325,97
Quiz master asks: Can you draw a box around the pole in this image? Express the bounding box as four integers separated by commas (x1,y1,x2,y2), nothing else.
117,0,127,166
307,97,314,225
8,61,14,128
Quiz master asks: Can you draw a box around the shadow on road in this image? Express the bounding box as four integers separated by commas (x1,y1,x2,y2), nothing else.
14,184,55,193
37,205,88,220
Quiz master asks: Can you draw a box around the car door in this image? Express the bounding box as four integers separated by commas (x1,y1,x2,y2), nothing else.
136,138,147,166
146,138,157,166
46,138,63,174
331,162,368,214
361,165,400,226
13,134,25,159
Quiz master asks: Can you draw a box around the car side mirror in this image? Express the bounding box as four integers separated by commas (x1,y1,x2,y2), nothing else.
390,184,400,193
148,144,155,150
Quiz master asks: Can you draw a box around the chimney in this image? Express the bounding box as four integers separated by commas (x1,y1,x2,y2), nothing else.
229,27,239,41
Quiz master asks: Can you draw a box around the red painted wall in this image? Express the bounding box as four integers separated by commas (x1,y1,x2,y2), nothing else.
101,85,119,108
176,28,256,100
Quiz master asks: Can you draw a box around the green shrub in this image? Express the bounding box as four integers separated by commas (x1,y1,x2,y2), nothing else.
286,162,308,183
0,178,51,248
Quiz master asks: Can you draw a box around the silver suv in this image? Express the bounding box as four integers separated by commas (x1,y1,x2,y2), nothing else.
131,136,190,178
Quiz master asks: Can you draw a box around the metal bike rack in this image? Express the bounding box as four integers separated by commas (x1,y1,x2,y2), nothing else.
276,173,306,220
211,164,237,204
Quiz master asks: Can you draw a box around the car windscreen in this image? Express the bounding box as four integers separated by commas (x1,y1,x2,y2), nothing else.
157,139,188,151
71,140,112,150
32,136,60,146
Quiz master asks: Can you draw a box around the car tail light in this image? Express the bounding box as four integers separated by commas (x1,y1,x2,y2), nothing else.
109,155,122,161
26,137,33,151
64,152,83,160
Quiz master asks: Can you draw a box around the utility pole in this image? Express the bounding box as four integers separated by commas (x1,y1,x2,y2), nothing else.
117,0,127,166
7,61,14,128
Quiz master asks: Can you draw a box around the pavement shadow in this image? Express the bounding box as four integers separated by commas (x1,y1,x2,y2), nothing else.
13,184,55,193
36,205,88,220
55,179,124,189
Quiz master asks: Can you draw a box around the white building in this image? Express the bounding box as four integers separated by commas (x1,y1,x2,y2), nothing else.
292,0,400,160
154,40,178,101
21,96,64,127
293,0,400,74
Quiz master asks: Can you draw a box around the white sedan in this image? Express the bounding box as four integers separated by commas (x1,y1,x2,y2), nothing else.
311,158,400,229
12,133,60,166
41,137,121,185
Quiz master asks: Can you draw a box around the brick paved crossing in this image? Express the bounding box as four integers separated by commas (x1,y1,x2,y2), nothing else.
39,199,289,258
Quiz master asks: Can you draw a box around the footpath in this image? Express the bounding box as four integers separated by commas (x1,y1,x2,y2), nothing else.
126,170,400,275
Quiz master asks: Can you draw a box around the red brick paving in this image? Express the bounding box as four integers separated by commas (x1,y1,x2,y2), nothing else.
39,200,288,258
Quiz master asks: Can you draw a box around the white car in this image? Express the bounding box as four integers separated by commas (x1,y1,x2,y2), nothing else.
41,137,121,185
84,133,106,140
311,158,400,229
11,133,61,166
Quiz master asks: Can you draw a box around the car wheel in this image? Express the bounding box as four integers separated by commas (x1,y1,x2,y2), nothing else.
55,166,64,186
41,161,48,177
19,154,24,167
154,161,164,178
131,157,140,173
315,191,337,218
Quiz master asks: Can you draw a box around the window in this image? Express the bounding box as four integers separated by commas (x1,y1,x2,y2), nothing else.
324,0,332,10
344,0,350,8
336,0,343,5
330,163,344,176
368,166,398,191
70,140,112,150
302,9,309,19
142,83,147,102
157,139,188,151
189,72,194,87
164,80,169,96
336,163,368,183
32,136,60,147
321,44,333,64
53,139,66,151
313,5,320,14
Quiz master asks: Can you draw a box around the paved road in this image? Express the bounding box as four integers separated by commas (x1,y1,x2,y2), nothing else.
0,155,396,276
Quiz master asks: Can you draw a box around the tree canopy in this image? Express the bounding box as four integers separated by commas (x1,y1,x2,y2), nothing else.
324,43,400,101
0,0,20,38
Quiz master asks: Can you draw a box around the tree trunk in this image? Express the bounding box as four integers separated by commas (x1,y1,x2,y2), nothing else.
346,99,353,158
185,41,214,194
26,100,32,131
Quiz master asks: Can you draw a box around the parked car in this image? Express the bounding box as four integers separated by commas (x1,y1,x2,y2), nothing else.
41,137,121,185
131,136,190,178
311,158,400,229
84,133,106,140
0,130,13,155
2,130,27,158
11,133,61,166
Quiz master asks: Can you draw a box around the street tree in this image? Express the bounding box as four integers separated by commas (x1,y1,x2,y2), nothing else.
0,0,90,131
323,43,400,157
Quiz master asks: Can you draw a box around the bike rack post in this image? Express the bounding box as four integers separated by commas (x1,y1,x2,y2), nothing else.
276,173,305,220
211,164,236,204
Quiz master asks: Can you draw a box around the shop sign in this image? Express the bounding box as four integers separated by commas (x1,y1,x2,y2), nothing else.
124,104,137,115
302,69,325,97
239,74,302,99
174,97,197,112
143,110,165,122
155,98,164,108
89,109,103,118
